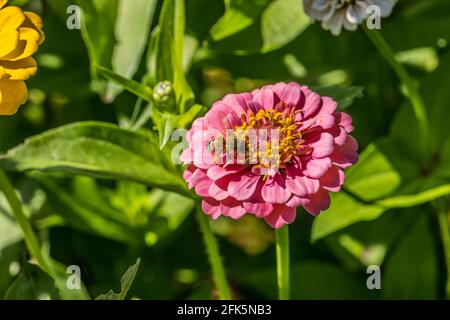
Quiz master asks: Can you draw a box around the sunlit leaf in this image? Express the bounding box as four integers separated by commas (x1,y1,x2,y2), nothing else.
105,0,157,101
94,64,154,102
0,122,192,198
311,192,386,242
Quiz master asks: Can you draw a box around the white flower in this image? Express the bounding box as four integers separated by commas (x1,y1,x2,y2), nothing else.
303,0,397,35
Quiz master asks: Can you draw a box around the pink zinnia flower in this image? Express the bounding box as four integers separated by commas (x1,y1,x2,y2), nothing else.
181,82,358,228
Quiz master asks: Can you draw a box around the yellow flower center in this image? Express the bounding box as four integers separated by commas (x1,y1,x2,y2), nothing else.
234,107,305,169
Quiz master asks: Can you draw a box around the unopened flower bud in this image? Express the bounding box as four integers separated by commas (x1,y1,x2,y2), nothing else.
153,81,175,109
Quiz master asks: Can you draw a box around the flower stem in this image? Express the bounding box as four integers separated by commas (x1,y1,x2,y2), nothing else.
0,168,51,275
276,225,290,300
196,205,231,300
436,200,450,299
363,26,429,142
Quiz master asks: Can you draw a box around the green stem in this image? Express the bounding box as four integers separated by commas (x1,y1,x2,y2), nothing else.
196,206,231,300
437,202,450,299
0,168,51,275
276,226,290,300
363,26,429,142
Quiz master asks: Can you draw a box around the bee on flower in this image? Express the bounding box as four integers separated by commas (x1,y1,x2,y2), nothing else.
0,0,44,115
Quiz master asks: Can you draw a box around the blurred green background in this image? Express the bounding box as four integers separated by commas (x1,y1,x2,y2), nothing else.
0,0,449,300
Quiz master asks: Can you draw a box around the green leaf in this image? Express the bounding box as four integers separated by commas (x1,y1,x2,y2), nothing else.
0,182,46,251
209,0,310,54
260,0,310,52
94,65,153,102
312,86,364,110
391,52,450,159
311,133,450,240
147,191,195,242
50,261,91,300
105,0,158,101
311,192,386,242
75,0,119,94
312,132,450,241
210,0,270,41
376,178,450,208
345,53,450,206
395,47,439,73
75,0,155,101
96,258,141,300
4,258,90,300
149,0,194,112
344,139,406,202
0,194,23,251
383,213,439,299
152,104,204,148
33,175,142,245
5,262,59,300
0,243,21,296
0,122,192,198
324,208,418,268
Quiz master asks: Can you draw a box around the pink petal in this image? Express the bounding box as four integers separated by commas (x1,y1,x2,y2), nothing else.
330,126,348,146
303,189,331,216
246,100,262,113
311,132,335,158
207,165,244,180
303,157,332,179
286,167,320,197
264,205,297,229
315,113,336,130
204,103,240,131
180,147,193,164
220,198,246,220
187,117,207,145
202,198,221,219
222,93,253,115
273,82,302,107
336,112,354,133
183,165,196,188
321,97,338,114
243,202,273,218
261,174,291,204
252,86,279,109
286,195,310,207
286,169,320,196
320,166,345,192
190,169,213,197
331,135,359,168
209,178,229,201
228,174,260,201
301,86,322,118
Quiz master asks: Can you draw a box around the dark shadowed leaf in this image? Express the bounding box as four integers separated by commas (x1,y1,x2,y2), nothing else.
313,86,364,110
96,258,141,300
383,213,439,299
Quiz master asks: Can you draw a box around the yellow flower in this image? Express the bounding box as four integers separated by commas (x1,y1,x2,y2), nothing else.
0,0,44,115
0,80,27,115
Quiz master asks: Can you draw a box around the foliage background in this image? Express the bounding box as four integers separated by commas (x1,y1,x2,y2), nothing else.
0,0,449,299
